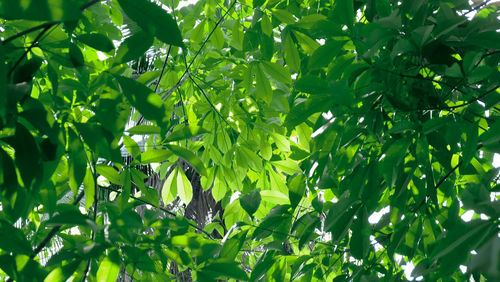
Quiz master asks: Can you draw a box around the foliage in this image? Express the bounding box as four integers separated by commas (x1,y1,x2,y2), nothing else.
1,0,500,281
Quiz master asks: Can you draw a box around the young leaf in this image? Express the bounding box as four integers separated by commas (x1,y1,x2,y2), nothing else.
261,190,290,205
162,168,177,205
177,168,193,205
127,124,162,135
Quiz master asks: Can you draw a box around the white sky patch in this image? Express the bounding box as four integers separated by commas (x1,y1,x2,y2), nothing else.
230,191,241,204
402,260,415,280
493,153,500,167
368,206,390,224
96,51,109,61
461,210,474,222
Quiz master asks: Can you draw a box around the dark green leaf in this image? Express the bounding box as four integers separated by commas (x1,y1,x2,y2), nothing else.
12,55,42,83
203,261,248,280
240,189,261,217
116,76,167,126
77,33,114,52
118,0,184,47
115,30,154,63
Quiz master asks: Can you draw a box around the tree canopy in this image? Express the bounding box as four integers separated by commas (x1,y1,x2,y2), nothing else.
1,0,500,281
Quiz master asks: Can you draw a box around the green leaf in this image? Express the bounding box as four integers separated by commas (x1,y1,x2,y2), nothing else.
270,132,290,152
255,64,273,104
77,33,114,52
309,40,345,70
68,128,87,193
96,164,123,185
46,204,96,229
261,14,272,36
288,174,306,208
12,55,43,83
240,189,261,217
69,44,84,67
176,167,193,205
123,135,141,159
127,124,162,135
325,200,361,243
83,167,95,210
350,207,370,259
162,168,177,205
212,171,227,202
96,256,120,282
284,33,300,71
117,0,184,47
261,61,292,84
166,144,207,177
165,125,209,142
139,149,173,164
334,0,354,27
271,159,302,175
115,30,154,63
203,261,248,280
261,190,290,205
0,0,82,21
0,220,33,255
116,76,167,126
219,230,248,261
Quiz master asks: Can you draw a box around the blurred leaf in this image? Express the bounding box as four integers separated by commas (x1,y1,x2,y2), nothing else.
0,0,83,20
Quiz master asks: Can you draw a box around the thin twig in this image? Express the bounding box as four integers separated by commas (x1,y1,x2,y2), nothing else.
160,0,237,100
